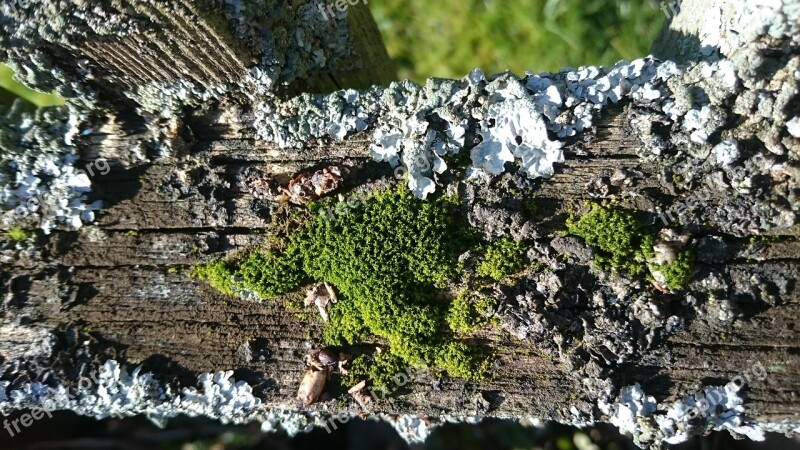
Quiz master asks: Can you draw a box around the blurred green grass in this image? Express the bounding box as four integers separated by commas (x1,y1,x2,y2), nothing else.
1,0,664,106
0,63,64,107
368,0,665,81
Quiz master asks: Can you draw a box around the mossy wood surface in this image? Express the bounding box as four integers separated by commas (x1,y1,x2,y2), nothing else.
4,105,799,423
0,0,798,440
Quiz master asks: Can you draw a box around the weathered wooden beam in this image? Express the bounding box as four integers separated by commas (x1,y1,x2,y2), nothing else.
0,0,799,448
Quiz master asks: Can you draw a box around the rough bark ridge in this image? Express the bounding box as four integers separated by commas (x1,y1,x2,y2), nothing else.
0,0,798,448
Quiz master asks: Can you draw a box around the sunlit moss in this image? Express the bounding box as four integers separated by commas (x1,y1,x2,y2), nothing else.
477,237,527,280
658,249,695,290
567,203,696,289
446,291,498,333
198,186,488,382
5,227,29,241
190,260,236,297
566,204,654,277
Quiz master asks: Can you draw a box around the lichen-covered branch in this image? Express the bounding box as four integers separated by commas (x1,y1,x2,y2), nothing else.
0,0,799,449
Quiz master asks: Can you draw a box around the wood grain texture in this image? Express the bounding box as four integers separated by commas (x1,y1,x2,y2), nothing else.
3,105,798,425
1,0,798,439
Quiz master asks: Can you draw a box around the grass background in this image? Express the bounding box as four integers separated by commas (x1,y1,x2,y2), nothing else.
369,0,665,81
0,63,63,107
1,0,665,105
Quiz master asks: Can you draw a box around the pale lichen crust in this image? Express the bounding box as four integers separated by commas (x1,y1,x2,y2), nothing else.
253,56,681,198
599,381,800,449
0,101,101,233
0,0,798,448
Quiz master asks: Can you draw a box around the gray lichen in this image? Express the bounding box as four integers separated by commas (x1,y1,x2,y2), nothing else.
639,6,799,237
0,357,476,445
599,381,800,449
253,56,682,198
0,359,261,427
205,0,355,93
0,0,798,447
0,100,101,233
0,0,130,97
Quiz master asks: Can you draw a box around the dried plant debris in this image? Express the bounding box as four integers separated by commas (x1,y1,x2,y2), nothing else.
306,347,349,374
297,369,327,406
297,348,349,405
347,380,371,410
244,165,349,205
304,282,338,322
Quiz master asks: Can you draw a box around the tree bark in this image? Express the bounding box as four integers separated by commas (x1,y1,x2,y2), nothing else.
1,0,798,448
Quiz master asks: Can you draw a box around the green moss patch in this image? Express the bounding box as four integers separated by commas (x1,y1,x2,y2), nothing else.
477,237,527,280
566,203,696,290
343,352,408,389
190,260,237,297
658,249,696,291
446,291,498,334
566,204,655,277
237,247,307,298
198,186,489,383
4,227,29,242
